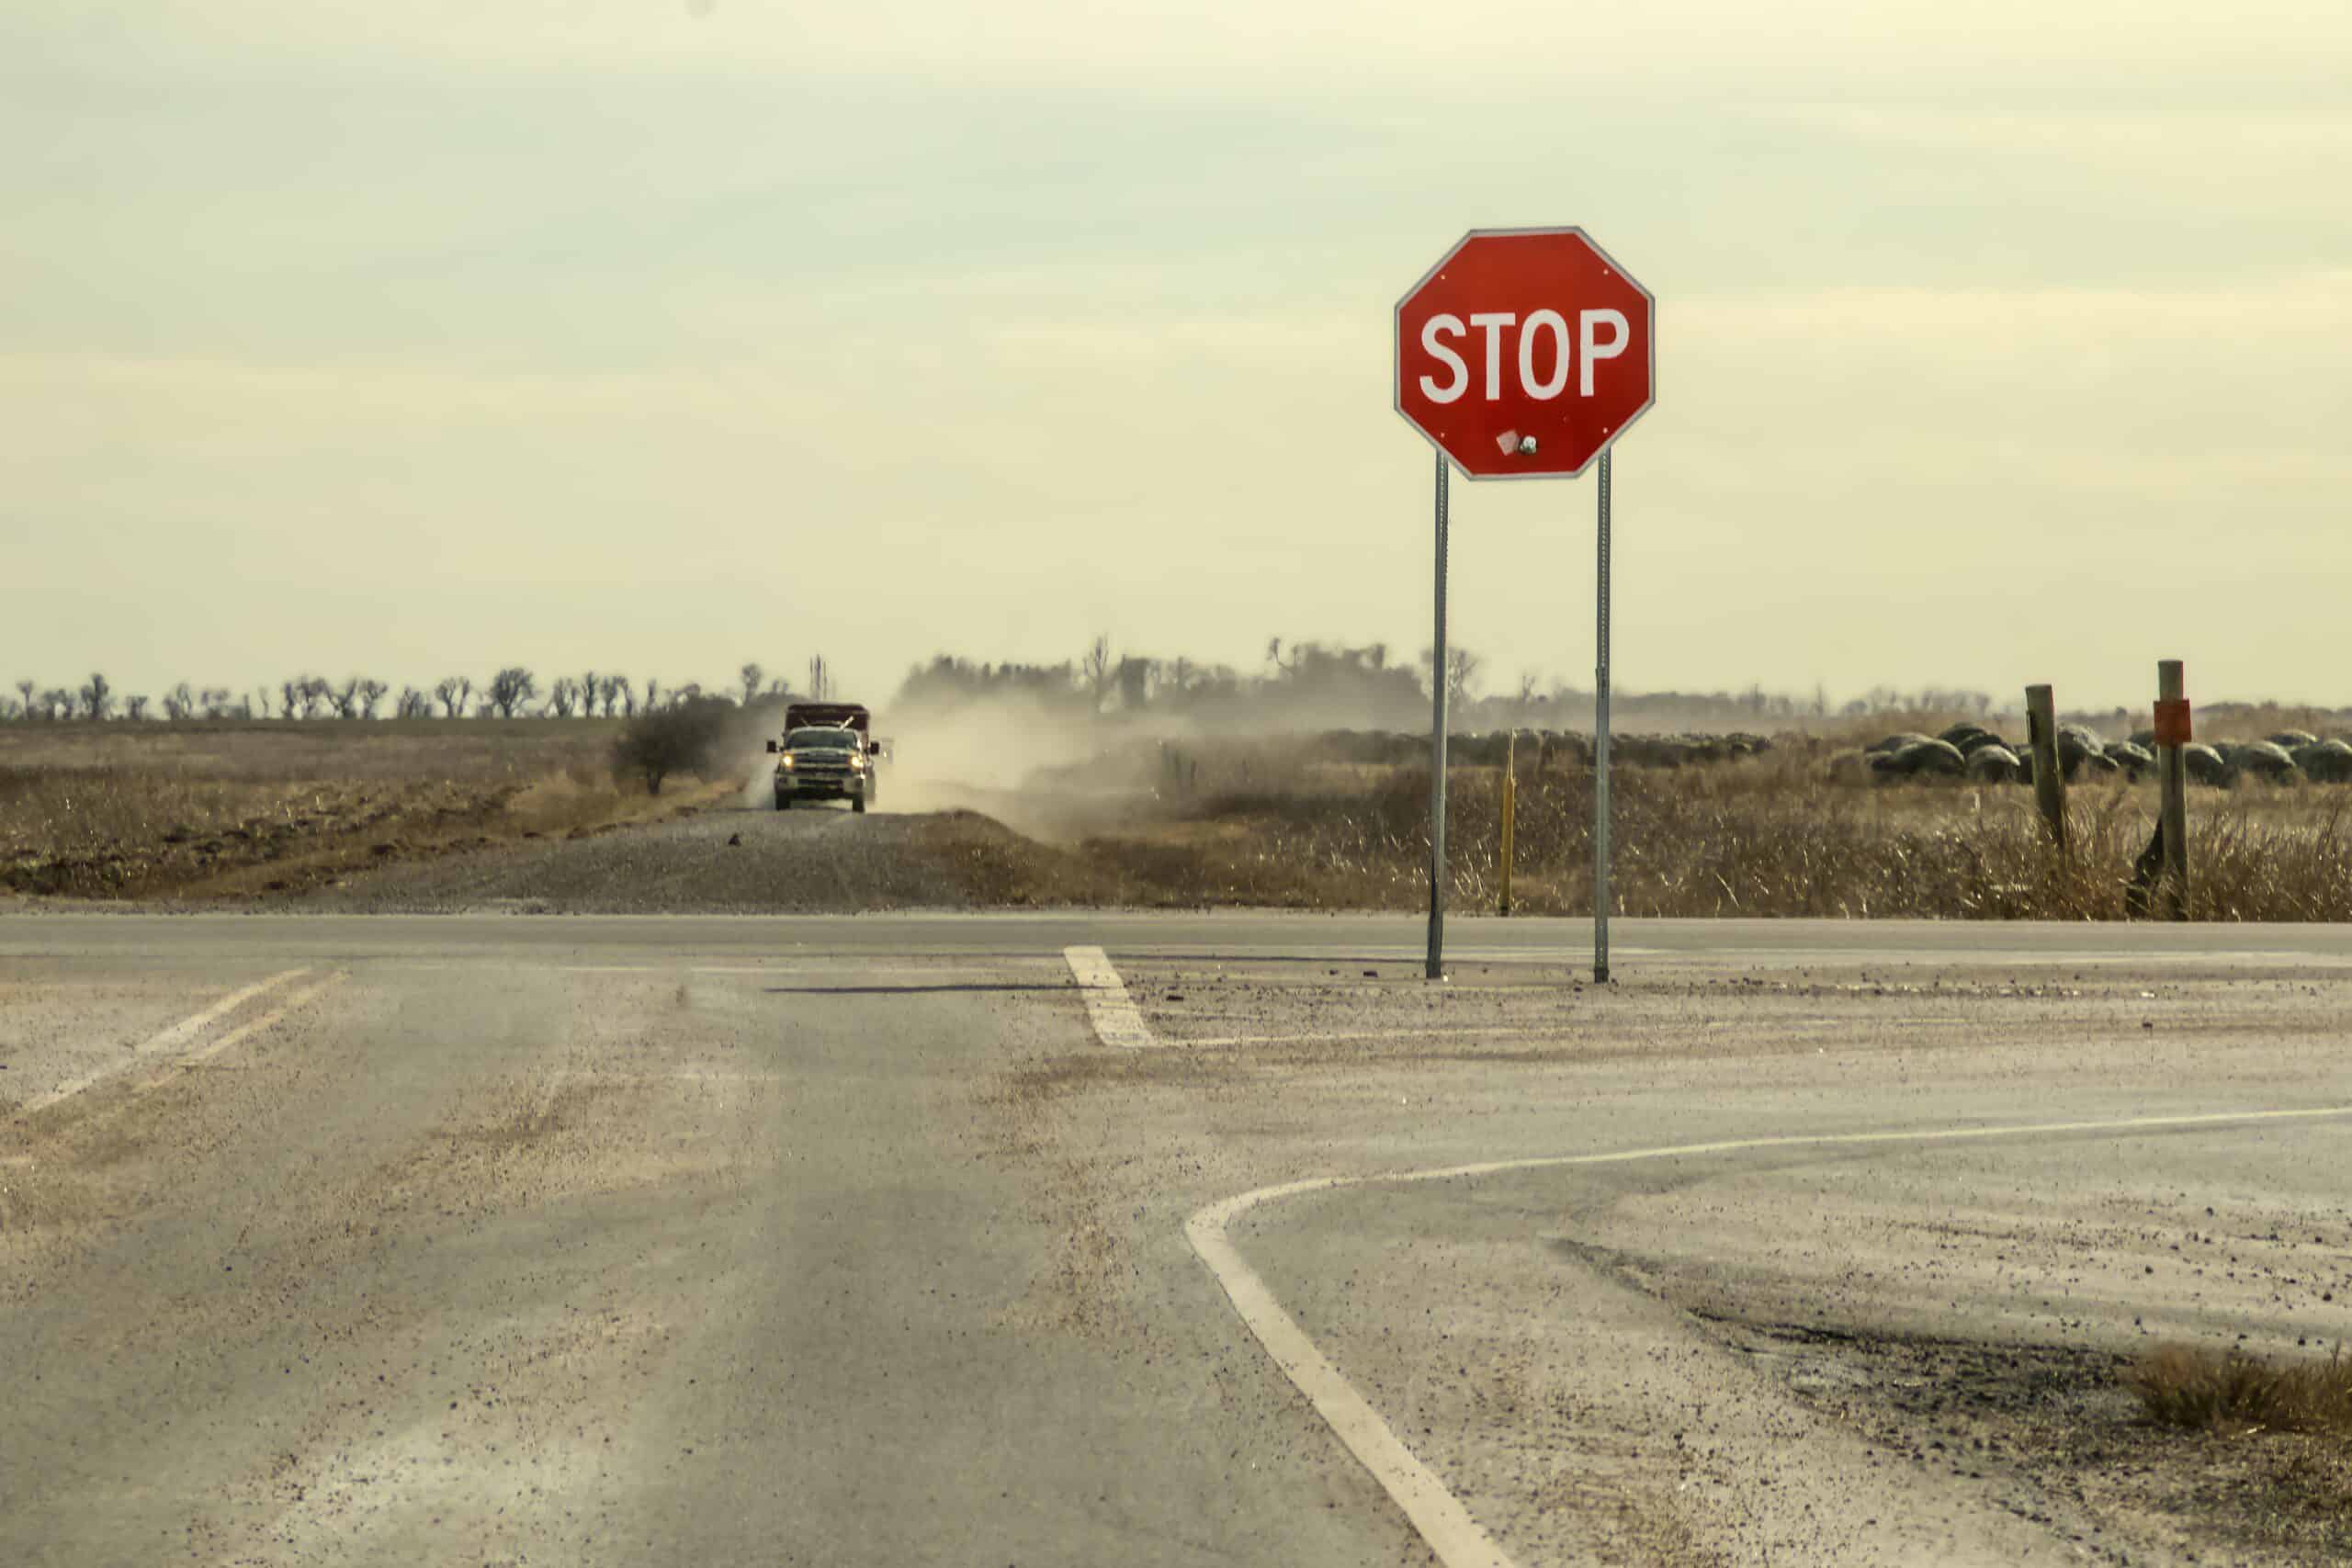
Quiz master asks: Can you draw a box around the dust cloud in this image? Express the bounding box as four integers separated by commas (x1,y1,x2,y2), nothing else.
873,693,1156,840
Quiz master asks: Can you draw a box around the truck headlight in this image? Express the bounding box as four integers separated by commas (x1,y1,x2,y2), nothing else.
848,754,866,771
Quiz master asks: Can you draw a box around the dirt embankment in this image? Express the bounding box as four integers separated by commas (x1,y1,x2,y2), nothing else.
288,805,1111,914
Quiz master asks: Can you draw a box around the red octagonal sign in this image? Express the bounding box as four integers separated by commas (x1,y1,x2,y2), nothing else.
1396,228,1654,479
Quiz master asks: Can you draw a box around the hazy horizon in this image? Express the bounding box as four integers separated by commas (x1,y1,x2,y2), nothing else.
7,2,2346,714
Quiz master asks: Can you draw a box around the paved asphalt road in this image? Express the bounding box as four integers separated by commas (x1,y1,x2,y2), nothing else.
6,913,2350,1565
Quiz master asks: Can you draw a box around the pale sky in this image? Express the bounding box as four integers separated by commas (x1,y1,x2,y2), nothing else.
6,1,2348,714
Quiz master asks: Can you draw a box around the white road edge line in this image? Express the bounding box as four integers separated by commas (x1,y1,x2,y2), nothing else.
24,967,311,1113
1062,946,1156,1050
1185,1102,2352,1568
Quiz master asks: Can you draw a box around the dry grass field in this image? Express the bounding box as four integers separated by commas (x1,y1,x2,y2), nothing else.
0,720,724,899
7,709,2352,918
1065,727,2352,921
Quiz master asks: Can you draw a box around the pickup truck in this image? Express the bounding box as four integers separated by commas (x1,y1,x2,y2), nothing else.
765,702,884,813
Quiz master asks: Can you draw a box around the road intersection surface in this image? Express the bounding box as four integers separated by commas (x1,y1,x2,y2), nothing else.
5,913,2348,1564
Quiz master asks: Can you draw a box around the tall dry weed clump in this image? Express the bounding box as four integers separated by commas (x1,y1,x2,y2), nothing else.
2127,1345,2352,1436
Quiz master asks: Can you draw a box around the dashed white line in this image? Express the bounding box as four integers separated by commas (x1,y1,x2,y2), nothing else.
25,968,311,1112
174,973,347,1071
1062,945,1157,1049
1188,1102,2352,1568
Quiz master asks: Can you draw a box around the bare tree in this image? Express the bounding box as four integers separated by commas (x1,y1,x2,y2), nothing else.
1082,635,1114,711
162,682,195,721
200,687,233,720
394,685,433,719
548,676,582,717
741,662,763,706
280,676,334,719
582,671,601,716
602,675,630,717
486,666,537,718
1448,648,1483,707
15,680,33,716
1418,646,1484,709
125,694,151,721
41,688,75,720
356,678,389,718
0,695,17,720
805,657,827,703
80,671,114,721
326,679,360,719
642,677,661,713
435,676,470,718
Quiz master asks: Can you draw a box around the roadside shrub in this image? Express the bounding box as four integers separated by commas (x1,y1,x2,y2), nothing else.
2127,1345,2352,1435
611,697,731,795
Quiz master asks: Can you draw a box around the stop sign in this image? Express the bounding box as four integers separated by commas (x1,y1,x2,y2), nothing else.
1395,228,1655,479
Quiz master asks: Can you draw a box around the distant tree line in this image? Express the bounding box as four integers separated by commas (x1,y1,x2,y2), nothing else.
0,660,840,725
891,636,1899,732
5,648,1992,732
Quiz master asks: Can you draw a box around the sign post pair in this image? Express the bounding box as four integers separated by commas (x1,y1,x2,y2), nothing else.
1394,229,1656,980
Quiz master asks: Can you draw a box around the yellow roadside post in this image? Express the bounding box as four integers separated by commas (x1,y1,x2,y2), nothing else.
1499,730,1518,916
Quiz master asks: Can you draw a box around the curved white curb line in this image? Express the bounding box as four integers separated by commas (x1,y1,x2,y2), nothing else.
1186,1103,2352,1568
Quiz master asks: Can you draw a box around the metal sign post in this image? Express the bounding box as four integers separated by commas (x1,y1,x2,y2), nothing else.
1593,450,1612,982
1426,450,1451,979
1394,226,1654,985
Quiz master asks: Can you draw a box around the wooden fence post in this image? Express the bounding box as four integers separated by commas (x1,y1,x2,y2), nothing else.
2026,683,2067,854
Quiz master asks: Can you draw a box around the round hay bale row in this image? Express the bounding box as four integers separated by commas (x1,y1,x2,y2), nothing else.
1860,726,2352,787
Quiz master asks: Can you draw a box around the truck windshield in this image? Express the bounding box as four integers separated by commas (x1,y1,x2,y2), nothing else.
786,729,859,750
